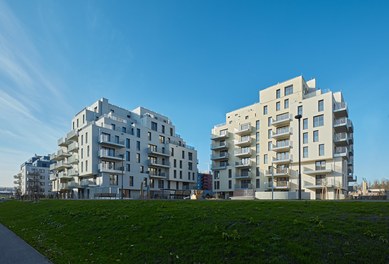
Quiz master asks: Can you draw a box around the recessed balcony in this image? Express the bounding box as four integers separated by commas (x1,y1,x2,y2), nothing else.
272,155,292,164
98,163,122,174
147,148,171,157
272,141,292,152
272,113,292,127
265,168,291,177
303,166,333,175
234,137,252,147
235,160,251,168
99,136,125,148
99,150,123,161
272,127,292,140
147,160,170,168
211,142,228,150
234,149,252,157
234,124,252,135
211,153,229,161
333,102,348,117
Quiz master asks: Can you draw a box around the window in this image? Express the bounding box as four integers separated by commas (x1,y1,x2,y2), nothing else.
122,127,126,133
268,141,272,151
284,99,289,109
87,145,90,157
228,169,232,178
303,147,308,158
298,106,303,116
85,160,88,171
276,89,281,99
315,160,326,170
256,167,260,176
313,115,324,127
285,85,293,96
159,135,165,144
81,148,83,159
174,159,177,168
276,102,281,111
268,129,272,139
256,143,260,154
151,121,157,131
256,179,260,188
136,128,141,138
256,132,260,142
126,151,130,161
81,135,84,146
188,152,193,161
140,166,144,173
303,118,308,130
85,132,88,143
256,120,260,130
112,124,116,130
126,164,131,171
110,175,118,185
170,127,173,136
188,162,193,170
171,148,174,156
179,171,182,179
182,151,185,159
263,105,268,115
313,130,319,142
158,180,164,189
264,154,268,164
256,155,260,164
129,176,134,187
319,144,325,156
136,153,140,163
318,100,324,112
174,170,177,178
148,132,151,141
162,125,165,134
136,141,140,151
126,138,130,148
179,160,182,169
268,117,272,126
303,132,308,144
228,180,232,189
188,172,191,180
115,135,119,144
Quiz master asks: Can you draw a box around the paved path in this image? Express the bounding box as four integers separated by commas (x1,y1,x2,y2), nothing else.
0,224,52,264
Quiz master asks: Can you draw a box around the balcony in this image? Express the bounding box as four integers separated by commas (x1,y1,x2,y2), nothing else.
334,147,348,158
68,142,79,152
49,163,56,171
99,136,125,148
55,161,72,171
333,102,348,117
211,153,229,161
211,164,228,170
234,137,252,147
66,130,79,141
49,174,57,181
211,131,229,141
334,118,350,133
272,113,292,127
58,137,70,146
234,173,252,179
304,179,336,189
272,127,292,140
58,171,73,179
68,181,80,188
303,165,332,175
68,155,79,164
148,160,170,168
265,181,290,190
234,183,253,190
149,172,167,179
234,148,252,158
13,179,21,185
265,168,291,177
334,133,348,146
272,141,292,152
67,169,79,177
80,179,96,187
349,133,354,144
272,155,292,164
56,149,72,160
98,163,122,174
211,142,228,150
235,160,251,168
147,148,171,157
99,150,123,161
234,124,252,135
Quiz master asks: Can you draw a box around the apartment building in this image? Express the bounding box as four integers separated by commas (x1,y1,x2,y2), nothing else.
197,172,213,190
50,98,197,199
211,76,355,200
14,155,52,197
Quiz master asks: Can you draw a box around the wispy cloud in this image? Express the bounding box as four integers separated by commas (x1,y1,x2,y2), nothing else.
0,1,75,186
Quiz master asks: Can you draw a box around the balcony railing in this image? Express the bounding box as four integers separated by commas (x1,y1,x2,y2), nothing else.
68,142,79,152
148,160,170,168
211,153,229,160
234,148,252,157
333,102,348,117
334,132,348,143
67,169,79,177
235,124,252,135
234,137,252,146
211,163,228,170
211,131,229,140
98,163,122,173
234,173,252,179
67,155,79,164
272,127,292,139
66,130,78,140
211,142,228,150
235,160,251,167
272,113,292,127
272,155,292,164
99,150,123,161
303,165,332,175
234,183,253,190
334,147,348,157
149,172,167,178
273,141,292,151
147,147,171,157
265,168,291,176
99,136,125,148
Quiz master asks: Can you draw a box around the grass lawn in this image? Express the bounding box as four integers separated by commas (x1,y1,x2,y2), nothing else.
0,200,388,263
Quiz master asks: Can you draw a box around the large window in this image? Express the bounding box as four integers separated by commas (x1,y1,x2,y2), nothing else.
318,100,324,112
319,144,325,156
276,89,281,99
151,121,157,131
313,130,319,142
313,115,324,127
285,85,293,96
315,160,326,170
109,175,118,185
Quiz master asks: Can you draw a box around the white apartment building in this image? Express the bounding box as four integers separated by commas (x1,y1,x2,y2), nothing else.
14,155,52,197
211,76,355,200
50,98,197,199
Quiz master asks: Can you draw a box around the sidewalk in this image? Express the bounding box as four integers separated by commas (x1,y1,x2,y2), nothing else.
0,224,52,264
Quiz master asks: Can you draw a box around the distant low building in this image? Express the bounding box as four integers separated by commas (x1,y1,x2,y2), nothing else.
14,155,52,197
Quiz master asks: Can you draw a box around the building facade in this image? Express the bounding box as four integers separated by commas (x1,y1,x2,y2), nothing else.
14,155,52,197
197,172,213,190
211,76,355,200
50,98,198,199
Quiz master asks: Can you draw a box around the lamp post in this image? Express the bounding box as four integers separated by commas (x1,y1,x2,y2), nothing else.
271,163,275,200
294,114,302,200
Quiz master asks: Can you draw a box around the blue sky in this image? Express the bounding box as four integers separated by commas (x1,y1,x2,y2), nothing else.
1,0,388,186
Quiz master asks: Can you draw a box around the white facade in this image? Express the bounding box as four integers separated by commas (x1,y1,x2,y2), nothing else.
14,155,52,197
211,76,355,200
50,98,198,199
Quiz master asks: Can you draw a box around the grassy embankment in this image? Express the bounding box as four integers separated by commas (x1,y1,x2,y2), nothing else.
0,200,388,263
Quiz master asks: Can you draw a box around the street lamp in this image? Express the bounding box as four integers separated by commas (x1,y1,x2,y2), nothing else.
294,114,302,200
120,154,124,200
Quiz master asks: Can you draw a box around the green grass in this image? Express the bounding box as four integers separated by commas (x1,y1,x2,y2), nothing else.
0,200,388,263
